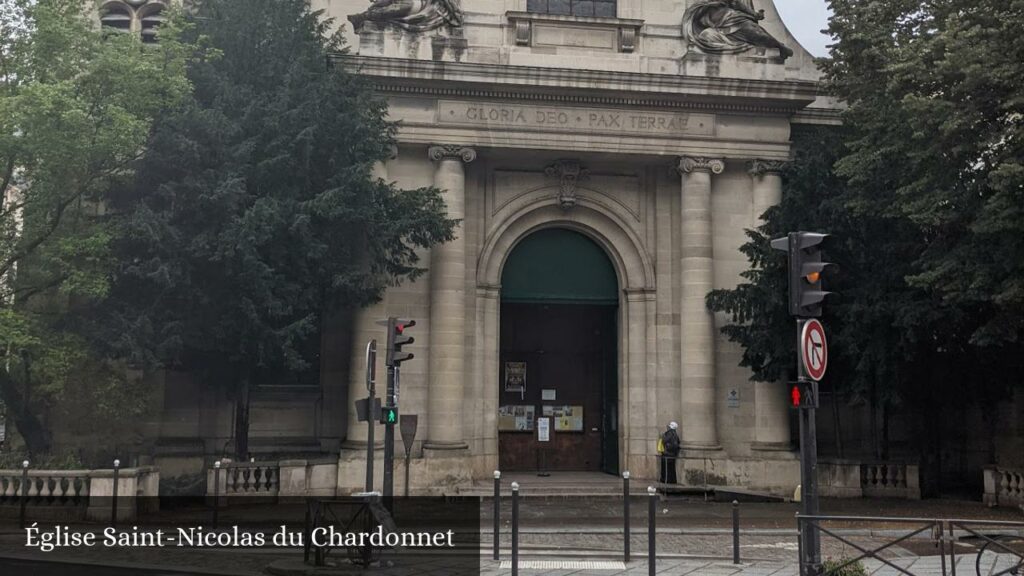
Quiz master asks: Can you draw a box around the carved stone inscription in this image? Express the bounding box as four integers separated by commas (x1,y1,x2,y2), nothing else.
438,101,715,137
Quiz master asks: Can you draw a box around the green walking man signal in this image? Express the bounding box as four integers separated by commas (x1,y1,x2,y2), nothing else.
381,406,398,425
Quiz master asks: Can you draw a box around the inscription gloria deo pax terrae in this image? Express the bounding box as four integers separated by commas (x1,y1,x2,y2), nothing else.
438,101,715,137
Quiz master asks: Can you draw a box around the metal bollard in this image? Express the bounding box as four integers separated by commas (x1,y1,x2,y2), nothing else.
493,470,501,561
623,471,631,563
213,461,221,528
732,500,740,564
111,459,121,528
19,460,29,529
648,486,656,576
796,513,803,576
511,482,520,576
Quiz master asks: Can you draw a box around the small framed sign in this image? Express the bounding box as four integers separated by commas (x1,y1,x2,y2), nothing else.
537,417,550,442
504,361,526,397
541,388,556,401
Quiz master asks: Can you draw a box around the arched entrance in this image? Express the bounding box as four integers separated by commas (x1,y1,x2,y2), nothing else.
498,228,619,474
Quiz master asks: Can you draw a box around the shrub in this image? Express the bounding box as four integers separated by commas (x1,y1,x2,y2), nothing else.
821,558,868,576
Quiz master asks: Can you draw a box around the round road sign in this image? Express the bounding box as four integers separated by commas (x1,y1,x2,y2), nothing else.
801,319,828,381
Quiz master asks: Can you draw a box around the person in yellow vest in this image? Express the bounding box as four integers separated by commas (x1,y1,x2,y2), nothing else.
659,421,681,484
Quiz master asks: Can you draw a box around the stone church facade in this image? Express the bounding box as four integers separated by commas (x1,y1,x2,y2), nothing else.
81,0,1022,499
319,0,841,494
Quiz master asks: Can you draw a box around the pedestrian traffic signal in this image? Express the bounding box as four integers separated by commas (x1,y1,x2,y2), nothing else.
385,317,416,367
770,232,837,317
789,381,819,409
381,406,398,425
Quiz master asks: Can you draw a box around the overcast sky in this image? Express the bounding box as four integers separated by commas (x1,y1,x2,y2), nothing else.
775,0,832,57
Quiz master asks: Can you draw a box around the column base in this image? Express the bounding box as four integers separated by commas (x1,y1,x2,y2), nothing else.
422,441,469,453
680,442,722,452
751,441,796,452
339,440,384,451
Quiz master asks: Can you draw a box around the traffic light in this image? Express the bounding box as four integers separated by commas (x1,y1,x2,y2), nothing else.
770,232,837,317
385,317,416,367
789,381,819,409
380,406,398,425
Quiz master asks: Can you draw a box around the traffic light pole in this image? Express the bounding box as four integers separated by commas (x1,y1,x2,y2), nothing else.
365,340,377,493
796,319,821,576
383,363,396,500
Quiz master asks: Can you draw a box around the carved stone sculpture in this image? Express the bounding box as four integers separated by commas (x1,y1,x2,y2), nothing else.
348,0,464,33
682,0,793,60
545,160,589,211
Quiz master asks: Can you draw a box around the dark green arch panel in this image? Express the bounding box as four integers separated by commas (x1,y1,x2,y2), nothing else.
500,228,618,305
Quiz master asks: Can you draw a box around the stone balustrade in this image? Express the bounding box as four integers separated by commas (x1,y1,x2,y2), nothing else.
817,459,921,500
861,462,920,499
984,466,1024,510
0,466,159,521
206,459,338,503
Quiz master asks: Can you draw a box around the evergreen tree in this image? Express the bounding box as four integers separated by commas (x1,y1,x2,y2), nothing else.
98,0,456,459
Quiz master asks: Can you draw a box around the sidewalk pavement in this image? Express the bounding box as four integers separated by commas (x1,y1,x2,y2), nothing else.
477,553,1020,576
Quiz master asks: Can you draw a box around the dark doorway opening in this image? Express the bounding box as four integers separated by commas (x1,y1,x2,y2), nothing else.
498,228,619,474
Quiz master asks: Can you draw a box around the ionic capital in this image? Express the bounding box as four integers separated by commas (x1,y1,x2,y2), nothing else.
748,159,790,177
428,145,476,164
677,156,725,175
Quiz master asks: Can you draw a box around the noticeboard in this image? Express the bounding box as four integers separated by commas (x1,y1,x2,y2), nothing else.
498,404,536,431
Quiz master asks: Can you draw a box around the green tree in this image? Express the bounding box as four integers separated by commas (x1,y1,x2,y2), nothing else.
97,0,456,459
707,126,976,465
823,0,1024,347
0,0,190,455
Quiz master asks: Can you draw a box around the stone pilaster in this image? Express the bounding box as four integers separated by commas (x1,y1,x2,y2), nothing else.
677,156,724,450
749,159,793,450
424,145,476,451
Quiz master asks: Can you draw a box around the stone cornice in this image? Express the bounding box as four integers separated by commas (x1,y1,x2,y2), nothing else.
333,55,823,115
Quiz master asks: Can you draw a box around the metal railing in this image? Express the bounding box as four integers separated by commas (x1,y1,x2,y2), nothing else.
798,514,1024,576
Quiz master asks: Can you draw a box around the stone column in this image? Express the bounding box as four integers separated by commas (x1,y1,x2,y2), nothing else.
424,145,476,450
750,160,792,450
344,158,392,448
677,156,724,449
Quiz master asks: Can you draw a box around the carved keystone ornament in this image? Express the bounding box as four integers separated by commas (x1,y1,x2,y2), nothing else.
545,160,590,210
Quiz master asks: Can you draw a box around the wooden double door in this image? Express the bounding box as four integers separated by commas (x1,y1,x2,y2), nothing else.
498,302,618,473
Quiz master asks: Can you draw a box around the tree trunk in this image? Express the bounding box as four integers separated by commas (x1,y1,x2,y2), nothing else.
233,374,251,461
881,401,890,461
870,380,880,461
0,369,51,456
831,389,844,459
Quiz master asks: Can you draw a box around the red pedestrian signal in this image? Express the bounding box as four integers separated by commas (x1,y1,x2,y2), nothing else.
791,385,802,407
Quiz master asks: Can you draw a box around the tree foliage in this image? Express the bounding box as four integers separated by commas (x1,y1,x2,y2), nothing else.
823,0,1024,347
0,0,191,455
708,0,1024,475
96,0,457,458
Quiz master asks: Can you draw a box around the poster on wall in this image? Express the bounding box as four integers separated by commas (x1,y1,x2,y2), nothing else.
504,361,526,399
537,417,550,442
498,404,536,431
552,405,584,432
